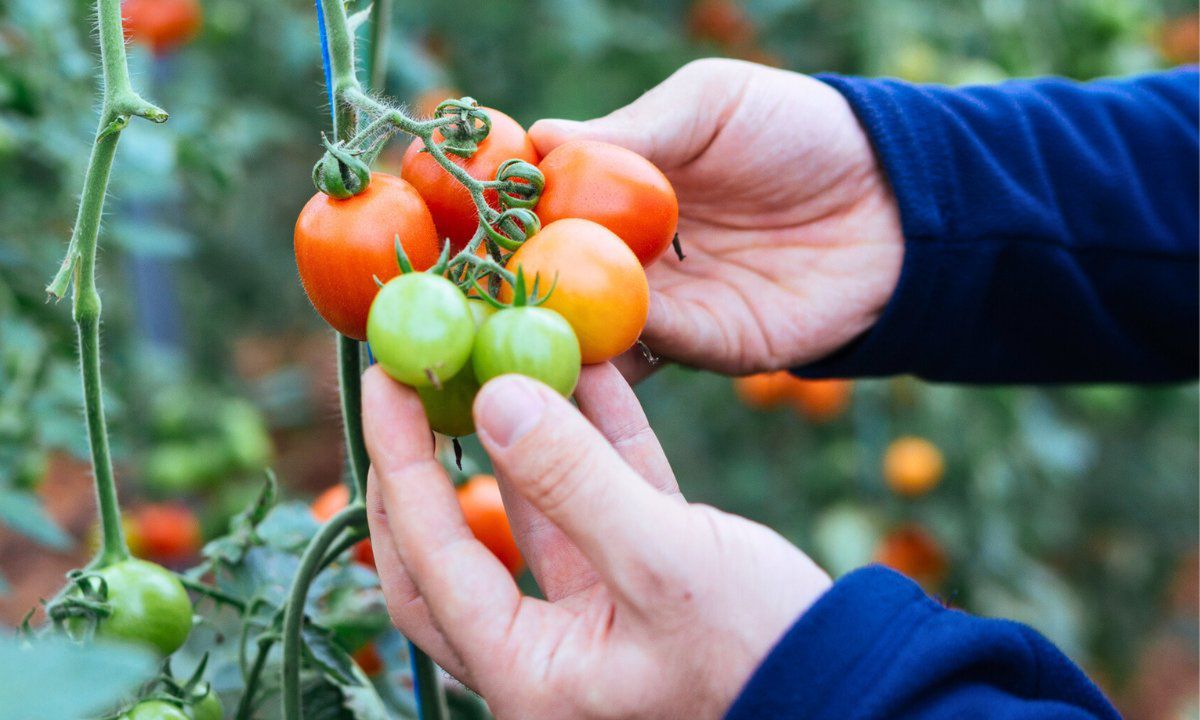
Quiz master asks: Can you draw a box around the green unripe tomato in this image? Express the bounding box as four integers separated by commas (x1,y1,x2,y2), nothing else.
367,273,475,387
418,367,481,437
472,307,581,396
124,700,190,720
189,689,223,720
84,559,193,656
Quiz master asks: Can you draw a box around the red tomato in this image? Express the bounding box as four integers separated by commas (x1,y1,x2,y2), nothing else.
535,140,679,266
294,173,440,340
311,485,375,569
352,643,384,677
500,218,648,364
874,524,948,588
401,108,538,253
122,0,202,55
457,475,523,576
131,504,202,565
686,0,756,49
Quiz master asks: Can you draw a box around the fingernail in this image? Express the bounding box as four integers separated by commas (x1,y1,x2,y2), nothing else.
476,376,545,448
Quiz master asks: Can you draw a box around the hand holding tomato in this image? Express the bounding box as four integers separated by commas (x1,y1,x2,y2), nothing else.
361,363,831,719
529,59,904,378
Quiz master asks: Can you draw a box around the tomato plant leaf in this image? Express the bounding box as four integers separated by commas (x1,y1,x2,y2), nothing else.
0,633,156,719
0,489,70,549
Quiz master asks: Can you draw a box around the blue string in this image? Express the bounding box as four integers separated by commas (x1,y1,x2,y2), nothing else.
314,0,336,131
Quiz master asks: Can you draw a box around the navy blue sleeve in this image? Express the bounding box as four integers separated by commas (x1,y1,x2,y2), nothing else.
724,567,1119,720
797,69,1198,383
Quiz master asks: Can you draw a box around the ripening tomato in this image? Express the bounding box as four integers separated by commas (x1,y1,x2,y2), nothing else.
501,219,648,364
367,273,476,387
401,108,538,253
535,140,679,266
311,485,375,568
733,372,794,409
686,0,756,49
874,524,948,587
472,307,581,396
295,173,440,340
352,643,385,677
790,379,853,422
883,436,944,498
458,475,523,575
122,0,202,55
132,503,201,565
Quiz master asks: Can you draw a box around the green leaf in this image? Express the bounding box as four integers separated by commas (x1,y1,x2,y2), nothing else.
302,624,358,686
0,633,156,719
0,489,70,549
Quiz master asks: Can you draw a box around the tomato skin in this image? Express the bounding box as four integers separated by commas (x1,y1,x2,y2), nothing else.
401,108,538,253
86,559,193,656
352,642,385,677
883,436,944,497
295,173,440,340
122,0,202,55
501,219,648,364
311,485,375,569
458,475,523,575
190,690,223,720
790,379,853,422
124,700,190,720
733,372,794,409
418,368,481,437
132,504,201,565
472,307,581,396
367,273,475,387
535,140,679,266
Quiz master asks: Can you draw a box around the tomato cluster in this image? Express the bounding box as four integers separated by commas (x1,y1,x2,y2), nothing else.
295,101,679,435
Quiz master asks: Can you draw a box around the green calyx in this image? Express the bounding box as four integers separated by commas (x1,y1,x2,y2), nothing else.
312,133,372,199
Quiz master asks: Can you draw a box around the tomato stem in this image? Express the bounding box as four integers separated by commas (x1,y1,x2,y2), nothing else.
46,0,169,569
280,504,366,720
337,334,370,502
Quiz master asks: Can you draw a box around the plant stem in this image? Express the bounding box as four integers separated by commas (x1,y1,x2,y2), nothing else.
48,0,167,568
337,335,370,501
410,644,450,720
281,505,365,719
237,634,277,720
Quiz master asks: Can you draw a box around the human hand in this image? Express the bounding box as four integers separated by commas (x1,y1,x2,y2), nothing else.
529,59,904,378
362,363,832,719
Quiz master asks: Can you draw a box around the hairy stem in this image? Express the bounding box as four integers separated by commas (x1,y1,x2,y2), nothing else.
48,0,167,568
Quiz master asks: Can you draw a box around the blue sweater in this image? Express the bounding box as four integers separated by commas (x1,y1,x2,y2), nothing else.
733,70,1197,718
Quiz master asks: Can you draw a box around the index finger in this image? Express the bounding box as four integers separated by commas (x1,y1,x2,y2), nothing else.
362,366,524,667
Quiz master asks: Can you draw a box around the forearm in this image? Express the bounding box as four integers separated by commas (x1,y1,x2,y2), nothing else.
799,69,1199,383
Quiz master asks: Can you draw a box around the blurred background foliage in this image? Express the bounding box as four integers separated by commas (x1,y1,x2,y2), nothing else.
0,0,1196,717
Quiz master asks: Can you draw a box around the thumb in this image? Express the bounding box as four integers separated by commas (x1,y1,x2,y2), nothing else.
528,58,752,170
473,374,685,601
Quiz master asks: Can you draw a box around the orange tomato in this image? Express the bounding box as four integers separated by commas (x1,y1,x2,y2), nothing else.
401,108,538,253
1159,13,1200,66
874,524,948,587
733,372,795,409
535,140,679,266
132,504,202,564
352,643,384,677
122,0,202,55
457,475,523,576
790,379,853,422
294,173,440,340
311,485,375,569
500,219,648,364
883,436,944,498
